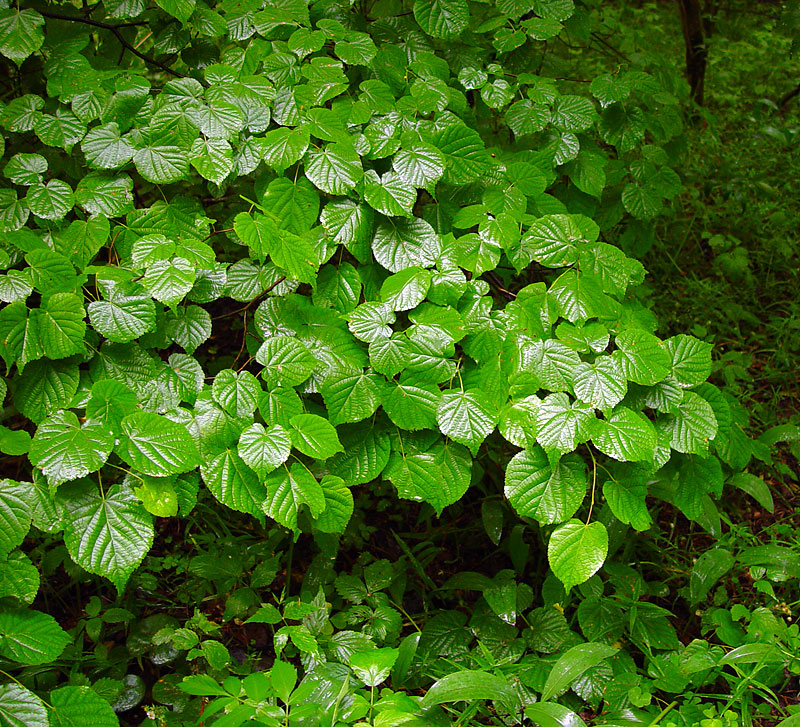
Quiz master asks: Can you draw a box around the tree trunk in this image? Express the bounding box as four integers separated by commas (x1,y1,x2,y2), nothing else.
677,0,708,107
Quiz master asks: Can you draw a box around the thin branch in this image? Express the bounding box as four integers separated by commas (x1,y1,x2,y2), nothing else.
779,80,800,108
211,276,287,321
590,32,631,63
38,10,184,78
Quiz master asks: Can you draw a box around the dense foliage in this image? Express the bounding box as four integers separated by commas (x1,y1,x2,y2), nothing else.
0,0,797,725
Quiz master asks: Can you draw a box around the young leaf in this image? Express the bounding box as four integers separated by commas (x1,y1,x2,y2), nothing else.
548,520,609,592
289,414,343,459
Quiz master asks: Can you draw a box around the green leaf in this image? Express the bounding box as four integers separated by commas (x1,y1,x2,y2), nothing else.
25,180,73,220
50,685,119,727
350,647,399,687
142,257,195,305
665,334,712,388
313,263,361,314
200,448,266,517
382,383,439,430
345,302,394,343
314,475,353,533
4,153,47,185
659,391,718,454
436,390,497,454
0,9,44,66
81,122,135,169
13,359,79,423
413,0,469,39
689,548,735,605
522,214,584,267
372,217,441,273
421,670,517,708
335,35,377,65
364,170,416,217
541,642,617,700
320,369,380,426
261,177,318,235
320,198,374,262
728,472,774,513
392,143,445,189
155,0,196,23
525,339,582,392
118,411,200,477
592,407,656,462
32,292,86,359
550,95,595,133
256,335,317,387
29,411,113,485
259,126,309,173
212,369,260,418
505,447,586,524
289,413,343,459
506,99,550,136
0,609,69,665
427,121,489,184
0,551,40,604
58,481,154,591
304,143,363,195
524,703,587,727
86,380,137,430
602,473,652,531
548,520,608,592
571,358,627,410
535,393,595,454
238,423,291,477
267,227,318,285
262,463,325,530
381,267,432,312
190,137,233,185
369,334,411,376
0,684,48,727
0,481,33,558
133,143,189,184
384,440,471,515
165,305,211,352
614,329,671,385
0,426,31,456
327,422,390,485
133,475,178,517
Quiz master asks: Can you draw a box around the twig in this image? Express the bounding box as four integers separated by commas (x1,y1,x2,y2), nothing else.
38,10,183,78
485,271,515,301
211,276,286,320
591,32,631,63
779,80,800,108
